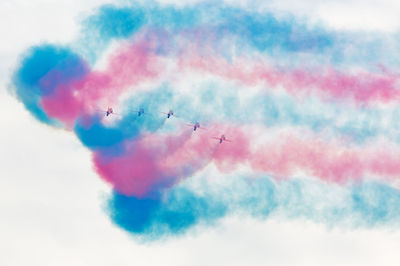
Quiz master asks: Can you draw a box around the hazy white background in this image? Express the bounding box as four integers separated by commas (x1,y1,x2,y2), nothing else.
1,1,400,265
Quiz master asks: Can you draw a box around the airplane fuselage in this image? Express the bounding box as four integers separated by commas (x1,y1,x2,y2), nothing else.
138,108,144,116
106,108,113,116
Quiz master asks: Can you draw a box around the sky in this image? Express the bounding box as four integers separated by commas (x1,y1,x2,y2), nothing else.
2,0,400,265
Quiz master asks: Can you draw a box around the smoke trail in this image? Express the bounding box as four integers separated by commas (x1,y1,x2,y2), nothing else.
107,174,400,240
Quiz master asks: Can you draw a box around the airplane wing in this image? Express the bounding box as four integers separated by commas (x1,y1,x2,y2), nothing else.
97,109,121,116
111,112,122,116
160,112,180,118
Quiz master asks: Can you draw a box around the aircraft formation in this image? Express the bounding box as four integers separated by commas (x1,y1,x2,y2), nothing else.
100,107,232,144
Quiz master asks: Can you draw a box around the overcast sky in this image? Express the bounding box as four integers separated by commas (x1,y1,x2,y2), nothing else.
1,1,400,265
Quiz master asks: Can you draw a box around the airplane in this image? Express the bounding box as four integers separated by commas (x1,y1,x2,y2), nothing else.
100,107,120,117
187,122,206,131
212,134,232,144
161,109,177,119
133,108,145,117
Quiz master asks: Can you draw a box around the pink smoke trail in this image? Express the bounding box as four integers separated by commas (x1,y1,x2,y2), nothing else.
179,49,400,105
91,122,400,197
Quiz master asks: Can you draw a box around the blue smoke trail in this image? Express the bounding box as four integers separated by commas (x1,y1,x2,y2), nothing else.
106,174,400,240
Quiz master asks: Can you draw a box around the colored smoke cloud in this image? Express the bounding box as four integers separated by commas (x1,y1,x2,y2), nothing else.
11,2,400,239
